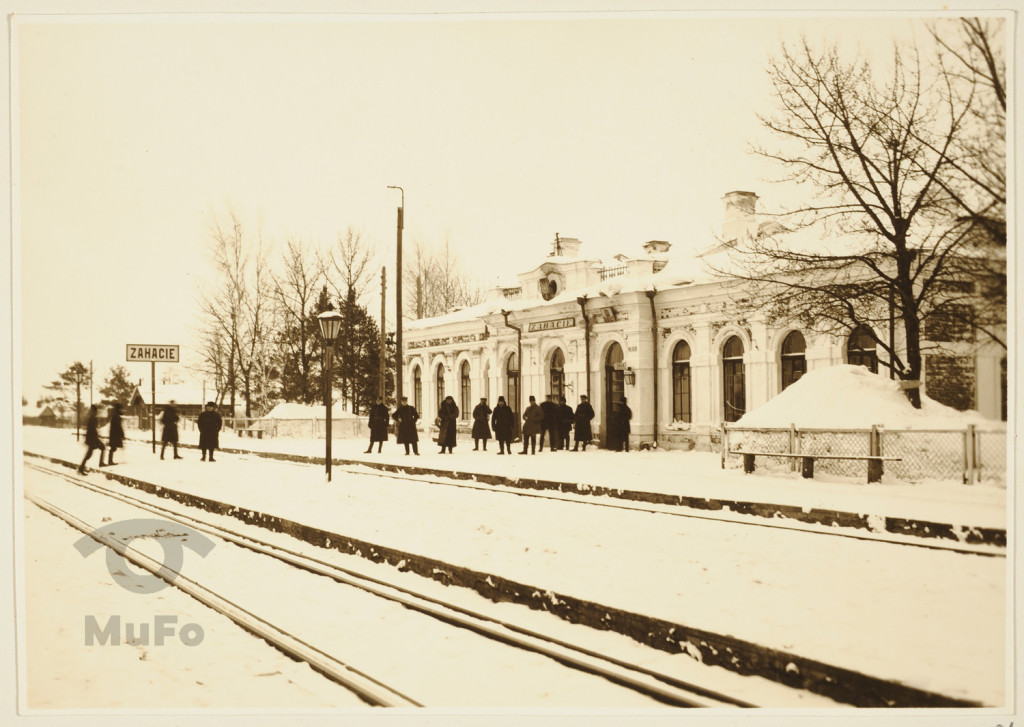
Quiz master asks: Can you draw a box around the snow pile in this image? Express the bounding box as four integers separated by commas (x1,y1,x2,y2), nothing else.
737,365,999,430
261,402,361,420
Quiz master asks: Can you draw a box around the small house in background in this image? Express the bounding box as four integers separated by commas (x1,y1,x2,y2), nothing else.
22,404,58,427
129,384,238,423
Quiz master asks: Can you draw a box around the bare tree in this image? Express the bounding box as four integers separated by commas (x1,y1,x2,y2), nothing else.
404,236,481,319
329,227,375,303
271,239,325,403
718,35,1003,408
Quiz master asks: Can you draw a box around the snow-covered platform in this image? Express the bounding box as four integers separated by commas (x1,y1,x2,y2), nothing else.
21,426,1009,706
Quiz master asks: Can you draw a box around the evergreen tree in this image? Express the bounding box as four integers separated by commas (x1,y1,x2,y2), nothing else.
99,365,135,406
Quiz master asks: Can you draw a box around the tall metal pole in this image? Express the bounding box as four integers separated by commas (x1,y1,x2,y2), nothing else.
379,267,387,402
387,186,404,404
151,362,156,453
325,345,333,481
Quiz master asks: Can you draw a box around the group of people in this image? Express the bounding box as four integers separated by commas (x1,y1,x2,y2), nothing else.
363,393,633,456
77,400,223,474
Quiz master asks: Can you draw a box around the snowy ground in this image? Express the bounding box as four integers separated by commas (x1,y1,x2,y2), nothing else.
19,426,1010,708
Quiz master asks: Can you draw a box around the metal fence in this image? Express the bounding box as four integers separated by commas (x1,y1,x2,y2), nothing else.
723,424,1006,485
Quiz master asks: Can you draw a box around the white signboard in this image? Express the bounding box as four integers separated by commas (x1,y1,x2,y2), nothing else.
126,344,180,362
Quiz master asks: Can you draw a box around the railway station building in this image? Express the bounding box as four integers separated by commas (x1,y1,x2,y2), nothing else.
401,191,1006,451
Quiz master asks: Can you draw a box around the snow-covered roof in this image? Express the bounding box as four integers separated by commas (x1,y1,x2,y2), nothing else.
736,364,1001,430
261,402,362,420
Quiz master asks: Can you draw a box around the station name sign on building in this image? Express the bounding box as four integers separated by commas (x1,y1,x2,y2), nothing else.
528,317,576,333
126,345,180,362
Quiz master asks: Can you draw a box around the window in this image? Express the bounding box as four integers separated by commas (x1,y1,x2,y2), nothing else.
549,348,565,400
413,366,422,413
435,363,445,412
723,336,745,422
847,326,878,373
781,331,807,390
672,340,691,423
506,353,519,414
459,360,471,420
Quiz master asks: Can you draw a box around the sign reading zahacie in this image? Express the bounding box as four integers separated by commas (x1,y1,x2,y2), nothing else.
126,345,180,362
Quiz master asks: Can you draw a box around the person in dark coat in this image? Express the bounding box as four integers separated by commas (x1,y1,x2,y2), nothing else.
107,402,125,465
437,395,459,453
471,398,492,451
572,395,595,451
160,401,182,460
520,395,544,455
538,394,560,451
197,401,223,462
78,404,106,473
490,396,515,454
613,397,633,452
392,397,420,455
557,395,574,451
365,398,390,453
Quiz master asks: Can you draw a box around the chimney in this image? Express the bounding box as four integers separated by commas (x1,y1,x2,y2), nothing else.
556,236,582,258
721,191,759,241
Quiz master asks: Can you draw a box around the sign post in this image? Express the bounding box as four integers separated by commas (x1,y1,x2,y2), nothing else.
126,345,180,454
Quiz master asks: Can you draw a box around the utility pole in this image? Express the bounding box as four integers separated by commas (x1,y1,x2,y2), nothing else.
380,267,387,402
387,186,404,403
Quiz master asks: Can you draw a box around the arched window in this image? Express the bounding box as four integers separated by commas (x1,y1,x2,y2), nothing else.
604,343,625,449
435,363,445,412
549,348,565,400
781,331,807,390
847,326,878,373
459,360,471,420
723,336,745,422
413,365,422,413
672,340,691,423
506,353,519,415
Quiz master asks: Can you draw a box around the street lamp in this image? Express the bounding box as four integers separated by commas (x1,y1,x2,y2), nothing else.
318,310,343,482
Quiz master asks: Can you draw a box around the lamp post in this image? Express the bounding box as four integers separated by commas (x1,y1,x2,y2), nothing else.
318,311,343,482
387,186,404,404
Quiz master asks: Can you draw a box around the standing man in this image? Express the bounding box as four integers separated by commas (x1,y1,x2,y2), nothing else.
490,396,515,455
557,395,574,451
197,401,223,462
572,395,595,452
160,400,182,460
392,396,420,456
539,394,559,451
107,402,125,465
78,404,106,473
437,395,459,454
365,397,390,454
472,397,492,451
520,395,544,455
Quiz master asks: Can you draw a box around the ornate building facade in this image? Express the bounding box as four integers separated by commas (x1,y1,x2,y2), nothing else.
402,192,1006,450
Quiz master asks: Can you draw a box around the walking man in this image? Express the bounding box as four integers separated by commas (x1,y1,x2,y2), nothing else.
472,397,492,451
197,401,223,462
393,396,420,456
107,402,125,465
365,397,390,454
160,401,182,460
78,404,106,473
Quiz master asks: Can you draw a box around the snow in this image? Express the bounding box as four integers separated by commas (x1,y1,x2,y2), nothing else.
736,365,1002,430
261,402,361,420
20,425,1010,708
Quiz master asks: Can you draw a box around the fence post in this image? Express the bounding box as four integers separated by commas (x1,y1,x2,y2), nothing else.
721,422,727,469
867,424,883,483
964,424,976,485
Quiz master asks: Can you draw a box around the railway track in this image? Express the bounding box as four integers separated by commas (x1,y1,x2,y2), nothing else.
268,456,1006,558
24,458,763,708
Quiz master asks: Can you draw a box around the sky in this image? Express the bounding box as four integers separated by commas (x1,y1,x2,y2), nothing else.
12,10,997,403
